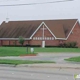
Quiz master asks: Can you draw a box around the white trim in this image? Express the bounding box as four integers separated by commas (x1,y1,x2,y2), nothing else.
30,22,57,39
43,22,57,39
30,22,44,39
0,38,31,40
77,19,80,25
43,25,45,39
55,38,67,40
66,20,78,40
54,20,78,40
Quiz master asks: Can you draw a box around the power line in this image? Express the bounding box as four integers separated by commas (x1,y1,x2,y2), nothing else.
0,0,19,2
0,0,74,7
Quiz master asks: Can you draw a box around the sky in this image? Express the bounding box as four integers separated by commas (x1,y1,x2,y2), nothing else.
0,0,79,24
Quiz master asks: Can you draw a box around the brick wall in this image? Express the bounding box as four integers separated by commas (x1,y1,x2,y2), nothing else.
31,24,59,46
2,40,9,45
65,22,80,47
45,40,59,46
0,40,2,46
0,40,29,46
10,40,16,45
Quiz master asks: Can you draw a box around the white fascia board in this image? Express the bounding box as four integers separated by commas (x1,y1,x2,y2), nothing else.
55,38,67,40
43,22,56,39
77,19,80,25
0,38,31,40
30,22,44,39
66,20,78,40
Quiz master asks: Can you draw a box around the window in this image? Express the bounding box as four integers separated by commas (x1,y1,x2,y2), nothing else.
49,37,52,40
35,37,37,40
38,37,40,40
39,37,42,40
33,37,54,40
46,37,49,40
52,37,54,40
45,37,46,40
33,37,35,40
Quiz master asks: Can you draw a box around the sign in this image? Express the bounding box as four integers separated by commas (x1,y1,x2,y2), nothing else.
31,48,34,53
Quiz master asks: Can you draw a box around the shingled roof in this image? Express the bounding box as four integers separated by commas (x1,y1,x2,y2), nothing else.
0,19,78,39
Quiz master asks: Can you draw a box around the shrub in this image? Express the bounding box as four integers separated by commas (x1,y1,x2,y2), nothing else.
18,36,25,46
70,42,77,48
59,41,77,48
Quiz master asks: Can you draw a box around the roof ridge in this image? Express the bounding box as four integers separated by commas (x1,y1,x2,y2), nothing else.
2,18,78,23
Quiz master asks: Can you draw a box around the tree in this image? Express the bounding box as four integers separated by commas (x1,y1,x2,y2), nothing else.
18,36,25,46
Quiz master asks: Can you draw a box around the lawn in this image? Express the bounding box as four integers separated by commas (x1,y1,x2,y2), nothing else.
34,47,80,53
0,47,36,56
0,47,80,56
0,59,55,65
65,56,80,62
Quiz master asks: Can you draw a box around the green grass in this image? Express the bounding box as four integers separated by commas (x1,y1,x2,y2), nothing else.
0,59,55,65
0,47,80,56
0,47,37,56
65,56,80,62
34,47,80,53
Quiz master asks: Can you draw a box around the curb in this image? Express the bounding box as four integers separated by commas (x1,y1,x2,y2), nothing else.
0,64,16,67
0,64,80,69
16,64,80,69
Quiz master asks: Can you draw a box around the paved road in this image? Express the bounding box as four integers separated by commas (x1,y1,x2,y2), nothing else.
0,53,80,64
39,53,80,64
0,66,80,80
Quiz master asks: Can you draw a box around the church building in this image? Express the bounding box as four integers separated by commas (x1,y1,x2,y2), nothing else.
0,19,80,47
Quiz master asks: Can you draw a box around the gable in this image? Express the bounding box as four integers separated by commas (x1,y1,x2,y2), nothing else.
32,23,55,40
30,22,56,39
44,19,78,39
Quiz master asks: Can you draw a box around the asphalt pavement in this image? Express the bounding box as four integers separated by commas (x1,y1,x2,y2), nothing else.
0,66,80,80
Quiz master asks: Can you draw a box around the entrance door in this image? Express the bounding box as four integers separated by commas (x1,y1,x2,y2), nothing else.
42,41,45,48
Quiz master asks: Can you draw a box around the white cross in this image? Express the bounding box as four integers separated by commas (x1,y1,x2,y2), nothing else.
41,25,47,40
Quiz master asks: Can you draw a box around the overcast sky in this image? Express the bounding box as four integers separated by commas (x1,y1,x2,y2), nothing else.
0,0,79,24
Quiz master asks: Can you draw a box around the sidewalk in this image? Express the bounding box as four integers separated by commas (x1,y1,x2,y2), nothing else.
0,62,80,69
0,53,80,69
